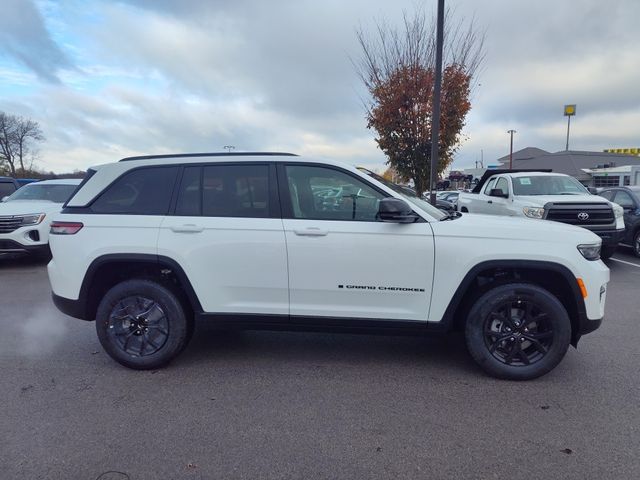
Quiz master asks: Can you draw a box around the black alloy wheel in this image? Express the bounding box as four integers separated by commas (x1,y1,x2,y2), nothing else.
465,283,571,380
107,296,170,357
96,279,192,370
483,299,553,367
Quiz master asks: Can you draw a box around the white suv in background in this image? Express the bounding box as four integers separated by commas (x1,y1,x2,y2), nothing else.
48,153,609,380
0,178,81,259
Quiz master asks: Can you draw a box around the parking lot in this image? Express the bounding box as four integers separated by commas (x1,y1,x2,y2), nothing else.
0,251,638,480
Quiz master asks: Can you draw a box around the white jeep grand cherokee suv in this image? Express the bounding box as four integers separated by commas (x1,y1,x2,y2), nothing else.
48,153,609,379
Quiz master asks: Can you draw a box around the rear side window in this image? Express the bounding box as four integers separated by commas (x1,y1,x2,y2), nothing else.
91,167,178,215
175,164,270,218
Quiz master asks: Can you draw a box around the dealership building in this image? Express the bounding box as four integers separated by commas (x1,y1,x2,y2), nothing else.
462,147,640,187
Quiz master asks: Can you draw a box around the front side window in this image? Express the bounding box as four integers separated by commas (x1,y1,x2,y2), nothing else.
91,167,178,215
285,165,384,221
483,177,497,195
175,164,270,218
495,177,509,196
599,190,615,201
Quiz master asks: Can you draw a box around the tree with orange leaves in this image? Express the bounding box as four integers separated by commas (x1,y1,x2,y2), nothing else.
356,9,484,195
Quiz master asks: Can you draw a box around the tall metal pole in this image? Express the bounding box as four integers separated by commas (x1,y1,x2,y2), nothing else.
507,129,516,169
429,0,445,206
565,115,571,151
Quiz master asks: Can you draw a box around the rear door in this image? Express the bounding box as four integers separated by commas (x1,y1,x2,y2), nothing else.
157,163,288,315
279,163,434,321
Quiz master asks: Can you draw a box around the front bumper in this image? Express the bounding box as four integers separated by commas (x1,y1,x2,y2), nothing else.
592,228,625,247
0,239,49,255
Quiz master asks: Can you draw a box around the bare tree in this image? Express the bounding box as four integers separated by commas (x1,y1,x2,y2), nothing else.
0,112,44,177
355,9,485,195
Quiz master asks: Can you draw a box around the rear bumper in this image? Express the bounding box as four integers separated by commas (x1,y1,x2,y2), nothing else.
52,293,92,321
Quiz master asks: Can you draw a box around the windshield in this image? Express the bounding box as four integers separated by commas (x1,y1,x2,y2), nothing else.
357,168,447,220
512,175,589,196
6,183,78,203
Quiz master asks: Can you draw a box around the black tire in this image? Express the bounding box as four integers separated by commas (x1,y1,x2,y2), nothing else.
465,283,571,380
633,230,640,258
600,245,616,260
96,279,192,370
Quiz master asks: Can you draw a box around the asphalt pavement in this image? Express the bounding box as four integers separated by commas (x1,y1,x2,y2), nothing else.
0,250,639,480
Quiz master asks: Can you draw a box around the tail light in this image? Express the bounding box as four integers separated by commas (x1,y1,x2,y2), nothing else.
50,221,84,235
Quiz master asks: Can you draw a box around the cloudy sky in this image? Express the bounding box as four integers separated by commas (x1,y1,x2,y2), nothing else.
1,0,639,173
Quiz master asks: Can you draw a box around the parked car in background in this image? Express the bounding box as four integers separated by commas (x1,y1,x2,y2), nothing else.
16,178,40,187
0,177,21,199
356,169,456,213
457,170,625,259
0,178,82,259
598,186,640,257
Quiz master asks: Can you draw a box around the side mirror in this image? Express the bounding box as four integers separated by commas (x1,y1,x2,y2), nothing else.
489,189,509,198
1,196,7,202
377,197,418,223
587,187,598,195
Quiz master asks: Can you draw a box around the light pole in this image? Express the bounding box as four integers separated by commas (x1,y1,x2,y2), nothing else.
564,104,576,151
507,129,516,169
429,0,445,205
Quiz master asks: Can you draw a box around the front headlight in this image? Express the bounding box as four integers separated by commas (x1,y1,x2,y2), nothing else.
21,213,46,226
523,206,545,219
577,243,601,261
612,203,623,219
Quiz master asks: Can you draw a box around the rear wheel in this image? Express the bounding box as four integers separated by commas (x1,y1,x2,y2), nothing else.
96,279,192,370
465,283,571,380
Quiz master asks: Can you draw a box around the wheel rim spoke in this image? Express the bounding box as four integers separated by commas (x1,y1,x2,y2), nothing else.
483,297,554,367
107,295,169,357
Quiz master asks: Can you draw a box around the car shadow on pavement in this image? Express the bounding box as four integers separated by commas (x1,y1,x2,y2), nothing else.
177,321,479,376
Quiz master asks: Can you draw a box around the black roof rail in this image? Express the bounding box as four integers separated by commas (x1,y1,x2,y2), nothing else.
119,152,298,162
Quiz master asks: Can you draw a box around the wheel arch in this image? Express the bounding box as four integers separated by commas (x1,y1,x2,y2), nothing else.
437,260,586,347
78,254,202,321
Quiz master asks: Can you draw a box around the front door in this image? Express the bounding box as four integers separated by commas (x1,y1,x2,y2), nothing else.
279,164,434,321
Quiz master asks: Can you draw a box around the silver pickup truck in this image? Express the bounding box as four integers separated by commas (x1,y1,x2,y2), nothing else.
457,169,625,259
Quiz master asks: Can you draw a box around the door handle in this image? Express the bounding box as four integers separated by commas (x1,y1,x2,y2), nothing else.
170,224,204,233
487,200,493,204
293,227,328,237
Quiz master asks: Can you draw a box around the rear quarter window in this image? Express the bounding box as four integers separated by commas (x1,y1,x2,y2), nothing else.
91,167,179,215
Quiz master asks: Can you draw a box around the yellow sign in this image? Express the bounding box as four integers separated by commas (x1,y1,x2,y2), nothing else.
564,104,576,116
604,148,640,155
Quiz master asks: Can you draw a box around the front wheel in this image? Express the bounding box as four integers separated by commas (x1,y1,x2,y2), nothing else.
96,279,192,370
465,283,571,380
633,230,640,258
600,245,616,260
